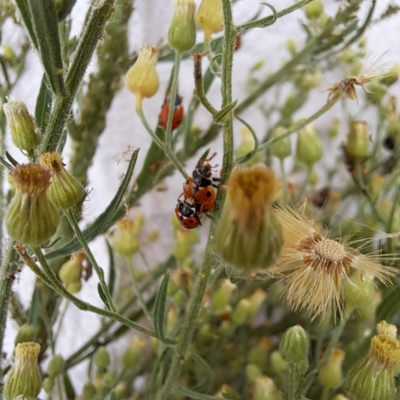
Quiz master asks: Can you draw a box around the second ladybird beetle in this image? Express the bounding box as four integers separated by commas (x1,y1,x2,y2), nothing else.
192,152,221,188
175,196,202,229
158,92,184,131
182,177,215,213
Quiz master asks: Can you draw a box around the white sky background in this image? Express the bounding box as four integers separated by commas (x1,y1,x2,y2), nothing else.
2,0,400,393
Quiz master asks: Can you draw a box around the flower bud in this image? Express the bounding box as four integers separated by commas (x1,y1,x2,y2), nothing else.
344,121,370,162
2,45,15,61
249,337,272,370
148,229,160,242
39,152,84,209
43,376,54,393
246,363,262,384
47,354,65,378
333,396,349,400
2,100,41,152
211,279,236,310
107,219,140,257
377,320,397,339
195,0,223,41
113,382,127,400
247,289,267,317
347,333,400,400
286,38,297,55
93,346,110,372
270,350,288,375
236,127,262,166
253,376,283,400
126,45,160,108
380,63,400,86
4,342,41,400
15,324,36,346
296,124,323,166
342,272,375,312
304,0,323,19
59,252,85,285
82,381,97,399
168,0,196,53
66,280,82,293
368,173,386,202
279,325,309,366
319,348,345,389
329,118,340,138
6,164,59,246
368,80,387,103
271,127,291,160
216,165,283,271
122,336,146,369
232,299,251,325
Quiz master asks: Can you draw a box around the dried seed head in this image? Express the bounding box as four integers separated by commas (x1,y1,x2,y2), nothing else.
271,204,397,322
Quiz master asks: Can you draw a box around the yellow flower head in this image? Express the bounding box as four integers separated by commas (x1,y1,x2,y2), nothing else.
270,204,397,322
195,0,224,41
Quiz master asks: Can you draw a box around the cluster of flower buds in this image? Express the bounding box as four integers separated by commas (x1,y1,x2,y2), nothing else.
59,250,88,293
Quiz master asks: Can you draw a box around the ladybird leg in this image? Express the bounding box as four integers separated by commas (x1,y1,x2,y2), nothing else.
194,212,202,226
177,192,185,202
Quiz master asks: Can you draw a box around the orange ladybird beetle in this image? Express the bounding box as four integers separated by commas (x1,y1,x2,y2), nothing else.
175,196,202,229
158,92,184,131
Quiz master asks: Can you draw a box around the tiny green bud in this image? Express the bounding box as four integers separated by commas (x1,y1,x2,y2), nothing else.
232,299,251,325
168,0,196,52
122,336,146,369
245,363,262,384
82,381,97,399
342,272,374,312
368,80,388,103
103,370,116,387
148,228,160,242
235,126,262,166
344,121,370,162
2,45,15,61
39,152,84,209
286,38,297,55
296,124,323,166
248,337,271,370
367,173,385,202
15,324,36,346
42,377,54,394
46,354,65,378
247,289,267,317
113,382,127,400
4,342,42,400
319,348,345,389
298,71,322,91
211,279,236,310
270,350,288,375
107,219,140,257
195,0,223,41
2,100,41,152
271,127,291,160
380,63,400,86
328,118,340,138
279,325,309,366
6,164,59,246
304,0,323,19
93,346,110,372
59,252,85,285
66,280,82,293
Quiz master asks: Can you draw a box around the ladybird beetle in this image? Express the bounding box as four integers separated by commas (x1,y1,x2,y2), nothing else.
182,177,215,213
192,152,221,188
158,93,184,131
175,196,202,229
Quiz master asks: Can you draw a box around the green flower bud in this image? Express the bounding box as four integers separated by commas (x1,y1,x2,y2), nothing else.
247,289,267,317
112,382,127,400
39,152,84,209
2,100,41,152
344,121,370,162
103,370,116,387
82,381,97,399
235,127,262,166
59,252,85,285
368,80,388,103
298,71,322,91
333,396,349,400
168,0,196,52
367,173,386,202
253,376,283,400
66,280,82,293
386,112,400,143
4,342,41,400
93,346,110,372
122,336,146,369
148,228,160,242
281,94,302,119
2,45,15,61
6,164,59,246
232,299,251,325
126,45,160,108
296,124,323,166
380,63,400,86
319,348,345,389
279,325,309,366
172,228,198,263
286,38,297,55
270,350,288,375
216,165,283,271
42,377,54,394
347,333,400,400
107,219,140,257
329,118,340,138
271,127,291,160
304,0,323,19
246,363,262,384
15,324,36,346
211,279,236,310
47,354,65,378
343,272,375,313
195,0,223,41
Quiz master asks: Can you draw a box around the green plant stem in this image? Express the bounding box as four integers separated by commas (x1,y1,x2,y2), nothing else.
174,387,221,400
156,2,236,399
40,0,115,153
19,246,175,343
288,364,298,400
320,387,330,400
193,54,217,115
126,256,153,325
166,51,182,145
136,105,189,179
293,165,313,205
386,184,400,251
280,158,288,202
64,209,115,312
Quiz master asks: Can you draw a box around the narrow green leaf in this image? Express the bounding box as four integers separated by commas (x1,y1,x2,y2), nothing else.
150,349,170,399
110,392,117,400
13,0,38,48
5,151,19,167
35,74,52,132
191,352,214,394
28,289,39,326
97,283,108,307
153,272,170,342
213,100,238,125
106,240,116,298
63,372,76,400
175,387,229,400
45,148,139,260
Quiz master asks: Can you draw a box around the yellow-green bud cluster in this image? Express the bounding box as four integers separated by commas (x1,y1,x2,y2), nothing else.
2,100,41,152
4,342,42,400
6,163,59,246
168,0,196,53
39,152,84,209
216,165,283,271
107,217,142,257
